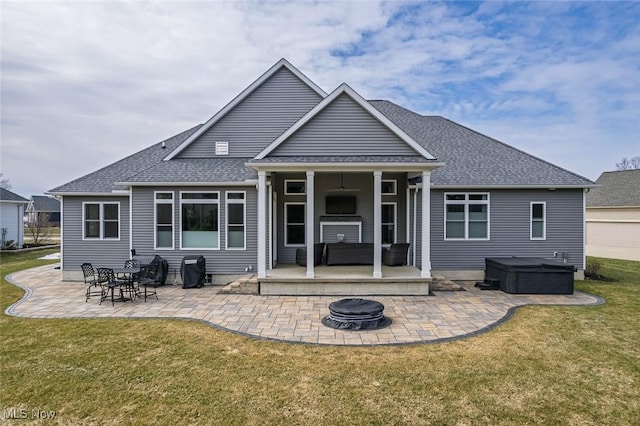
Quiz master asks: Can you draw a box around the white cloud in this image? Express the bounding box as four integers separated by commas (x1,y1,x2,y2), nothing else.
1,0,639,196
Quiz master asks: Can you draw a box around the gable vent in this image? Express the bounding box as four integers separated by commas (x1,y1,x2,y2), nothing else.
215,142,229,156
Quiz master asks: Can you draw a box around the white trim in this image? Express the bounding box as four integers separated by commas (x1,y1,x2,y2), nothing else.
154,191,175,250
179,191,220,250
81,201,121,241
254,84,437,160
530,201,546,240
284,179,306,195
284,202,306,247
116,181,257,187
225,191,247,250
248,162,445,173
164,59,327,161
443,192,490,241
433,184,595,189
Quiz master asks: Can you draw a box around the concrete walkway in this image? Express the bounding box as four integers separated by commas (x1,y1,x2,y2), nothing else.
6,265,603,346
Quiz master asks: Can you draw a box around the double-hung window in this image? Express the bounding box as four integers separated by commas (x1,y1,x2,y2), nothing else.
83,202,120,240
226,192,246,250
445,193,489,240
285,202,305,246
382,202,396,245
180,192,219,249
530,202,546,240
155,192,174,249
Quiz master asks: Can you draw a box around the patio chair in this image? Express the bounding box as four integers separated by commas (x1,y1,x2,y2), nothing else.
382,243,410,266
138,262,159,302
295,243,325,266
121,259,141,301
82,263,104,302
97,268,128,306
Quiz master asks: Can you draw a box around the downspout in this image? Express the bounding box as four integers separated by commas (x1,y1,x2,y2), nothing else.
129,187,133,259
268,180,273,270
405,185,410,265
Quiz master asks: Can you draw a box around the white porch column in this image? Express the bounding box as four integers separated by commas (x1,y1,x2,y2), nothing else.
257,171,267,278
421,171,432,278
373,171,382,278
306,171,315,278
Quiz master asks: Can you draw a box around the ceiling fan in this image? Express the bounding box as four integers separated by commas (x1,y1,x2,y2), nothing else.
327,172,360,192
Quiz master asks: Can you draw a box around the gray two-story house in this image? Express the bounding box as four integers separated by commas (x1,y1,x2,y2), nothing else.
49,59,594,295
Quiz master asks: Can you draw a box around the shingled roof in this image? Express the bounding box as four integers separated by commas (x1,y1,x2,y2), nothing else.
369,100,594,187
587,169,640,207
0,187,29,203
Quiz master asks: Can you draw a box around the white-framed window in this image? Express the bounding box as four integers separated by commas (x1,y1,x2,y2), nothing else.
155,192,174,249
382,202,397,245
226,191,246,250
284,180,306,195
180,191,219,250
444,193,490,240
285,202,305,246
530,202,546,240
382,180,397,195
83,202,120,240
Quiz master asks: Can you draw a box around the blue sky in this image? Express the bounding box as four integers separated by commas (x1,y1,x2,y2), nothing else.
2,1,639,197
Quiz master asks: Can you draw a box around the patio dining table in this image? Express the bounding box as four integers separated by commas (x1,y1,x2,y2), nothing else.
107,266,141,303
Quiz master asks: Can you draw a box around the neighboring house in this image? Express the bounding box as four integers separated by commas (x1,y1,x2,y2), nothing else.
26,195,61,226
48,59,594,293
0,187,28,249
586,169,640,261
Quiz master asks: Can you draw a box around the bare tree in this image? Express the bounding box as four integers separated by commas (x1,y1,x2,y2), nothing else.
0,173,11,190
616,156,640,170
25,212,54,245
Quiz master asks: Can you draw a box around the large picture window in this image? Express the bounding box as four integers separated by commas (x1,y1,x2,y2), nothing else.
226,192,246,250
530,202,546,240
285,202,305,246
382,202,396,245
180,192,219,249
155,192,174,249
445,193,489,240
83,202,120,240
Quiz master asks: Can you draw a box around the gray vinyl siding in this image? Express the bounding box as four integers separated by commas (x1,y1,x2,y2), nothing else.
61,196,131,272
275,172,408,264
178,68,322,159
270,94,419,156
429,189,585,271
131,186,258,277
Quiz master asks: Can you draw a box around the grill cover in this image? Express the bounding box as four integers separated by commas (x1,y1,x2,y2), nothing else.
180,256,206,289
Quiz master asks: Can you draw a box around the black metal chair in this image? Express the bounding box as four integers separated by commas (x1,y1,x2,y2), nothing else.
81,263,104,302
382,243,410,266
97,268,128,306
138,263,159,302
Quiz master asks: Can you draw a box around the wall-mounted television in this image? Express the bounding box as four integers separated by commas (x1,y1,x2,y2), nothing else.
325,196,357,215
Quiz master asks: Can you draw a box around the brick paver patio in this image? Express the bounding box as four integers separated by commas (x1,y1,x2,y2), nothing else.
6,265,603,346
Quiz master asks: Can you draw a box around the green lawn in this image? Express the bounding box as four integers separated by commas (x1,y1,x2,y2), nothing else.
1,251,638,425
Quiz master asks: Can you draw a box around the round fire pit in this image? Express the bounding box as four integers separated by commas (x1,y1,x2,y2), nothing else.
322,298,392,330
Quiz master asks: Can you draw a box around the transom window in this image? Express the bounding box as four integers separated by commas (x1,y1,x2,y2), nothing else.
285,202,305,246
445,193,489,240
530,202,546,240
382,180,397,195
155,192,174,249
83,202,120,240
180,192,219,249
285,180,306,195
226,192,246,250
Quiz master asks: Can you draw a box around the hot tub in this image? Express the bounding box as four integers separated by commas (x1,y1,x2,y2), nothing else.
485,257,575,295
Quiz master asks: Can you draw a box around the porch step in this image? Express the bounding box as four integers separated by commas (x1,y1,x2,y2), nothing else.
431,275,464,291
218,274,259,295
